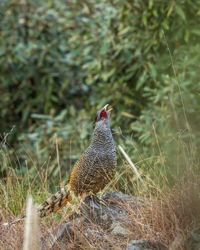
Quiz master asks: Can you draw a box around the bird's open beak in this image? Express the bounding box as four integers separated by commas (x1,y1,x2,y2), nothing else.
103,104,113,113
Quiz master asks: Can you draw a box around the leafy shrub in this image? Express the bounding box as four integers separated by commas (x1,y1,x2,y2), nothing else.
0,0,199,188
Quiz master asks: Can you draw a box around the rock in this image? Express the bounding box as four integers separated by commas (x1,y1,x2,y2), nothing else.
111,222,130,236
41,192,167,249
126,240,168,250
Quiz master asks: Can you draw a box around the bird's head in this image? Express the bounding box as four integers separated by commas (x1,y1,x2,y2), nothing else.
95,104,113,123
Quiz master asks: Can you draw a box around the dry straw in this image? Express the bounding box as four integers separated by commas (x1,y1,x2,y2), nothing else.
23,196,40,250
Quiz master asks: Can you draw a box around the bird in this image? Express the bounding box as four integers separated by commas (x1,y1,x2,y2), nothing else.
37,104,117,218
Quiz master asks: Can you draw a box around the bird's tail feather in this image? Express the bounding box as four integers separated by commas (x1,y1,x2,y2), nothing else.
1,185,72,226
37,184,72,218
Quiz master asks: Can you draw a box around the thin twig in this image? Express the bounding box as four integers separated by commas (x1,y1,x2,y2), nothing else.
118,145,143,182
0,125,16,146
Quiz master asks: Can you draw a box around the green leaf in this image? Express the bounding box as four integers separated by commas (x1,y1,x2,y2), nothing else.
101,68,116,81
167,4,174,17
184,30,190,42
31,114,51,119
191,29,200,36
142,14,147,26
176,5,186,21
136,72,147,90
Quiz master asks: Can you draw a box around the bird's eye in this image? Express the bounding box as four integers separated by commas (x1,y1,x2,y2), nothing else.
100,110,107,118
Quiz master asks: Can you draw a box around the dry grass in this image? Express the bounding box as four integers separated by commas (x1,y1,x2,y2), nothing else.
23,196,40,250
0,107,199,249
0,161,199,249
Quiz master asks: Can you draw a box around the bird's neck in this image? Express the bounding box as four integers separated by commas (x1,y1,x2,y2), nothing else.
91,120,114,149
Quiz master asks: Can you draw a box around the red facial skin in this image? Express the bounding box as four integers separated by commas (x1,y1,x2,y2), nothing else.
100,109,107,118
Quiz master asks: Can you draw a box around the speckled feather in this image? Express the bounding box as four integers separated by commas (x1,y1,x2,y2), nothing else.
37,106,117,218
37,185,72,218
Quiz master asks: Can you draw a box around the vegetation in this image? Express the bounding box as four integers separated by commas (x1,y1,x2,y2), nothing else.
0,0,200,248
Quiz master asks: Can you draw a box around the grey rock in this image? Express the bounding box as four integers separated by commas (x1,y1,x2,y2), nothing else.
126,240,168,250
111,222,130,236
41,192,167,250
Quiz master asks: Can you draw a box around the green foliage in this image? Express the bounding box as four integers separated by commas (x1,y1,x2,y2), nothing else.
0,0,199,129
0,0,199,191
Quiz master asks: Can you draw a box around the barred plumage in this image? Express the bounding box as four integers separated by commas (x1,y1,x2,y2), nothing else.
37,104,117,218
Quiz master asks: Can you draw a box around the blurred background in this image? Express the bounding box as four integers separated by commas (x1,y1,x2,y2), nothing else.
0,0,199,193
1,2,200,246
